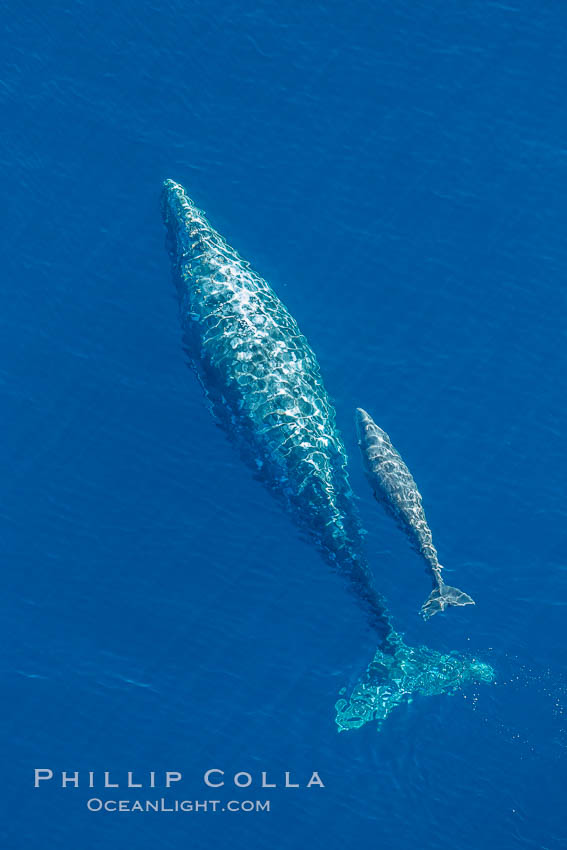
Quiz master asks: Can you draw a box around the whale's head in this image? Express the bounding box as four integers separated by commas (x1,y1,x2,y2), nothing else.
355,408,375,453
161,179,208,266
161,178,188,218
355,407,371,439
355,407,388,445
161,179,189,256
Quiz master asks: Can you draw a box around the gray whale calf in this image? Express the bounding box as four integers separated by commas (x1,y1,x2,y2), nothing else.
356,407,475,620
161,180,492,730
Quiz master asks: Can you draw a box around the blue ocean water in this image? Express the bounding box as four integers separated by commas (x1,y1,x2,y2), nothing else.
2,1,566,847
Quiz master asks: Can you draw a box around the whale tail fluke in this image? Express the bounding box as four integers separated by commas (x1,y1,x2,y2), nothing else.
421,583,476,621
335,638,493,732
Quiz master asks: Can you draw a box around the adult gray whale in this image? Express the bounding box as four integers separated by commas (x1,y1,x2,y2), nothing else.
356,408,475,620
161,179,493,730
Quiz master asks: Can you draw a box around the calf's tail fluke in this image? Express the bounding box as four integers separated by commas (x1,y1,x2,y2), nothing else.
335,635,493,732
421,581,476,621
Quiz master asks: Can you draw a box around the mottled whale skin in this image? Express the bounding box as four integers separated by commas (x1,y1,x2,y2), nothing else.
161,179,386,632
355,407,475,620
161,180,492,730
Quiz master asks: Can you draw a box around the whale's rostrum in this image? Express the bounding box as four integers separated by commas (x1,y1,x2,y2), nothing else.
355,407,475,620
161,179,493,730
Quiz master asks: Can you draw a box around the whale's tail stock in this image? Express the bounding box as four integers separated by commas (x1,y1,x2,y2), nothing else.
335,635,494,732
421,581,476,621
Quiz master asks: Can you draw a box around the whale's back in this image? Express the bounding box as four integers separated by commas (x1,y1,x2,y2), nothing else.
162,180,364,568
